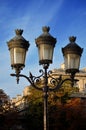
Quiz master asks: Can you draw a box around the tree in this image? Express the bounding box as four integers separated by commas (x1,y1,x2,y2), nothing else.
0,89,21,130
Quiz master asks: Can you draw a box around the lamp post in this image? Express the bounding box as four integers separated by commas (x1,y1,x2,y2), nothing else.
7,26,83,130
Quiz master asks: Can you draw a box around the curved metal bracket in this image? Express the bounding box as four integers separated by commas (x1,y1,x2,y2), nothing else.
11,67,78,93
11,69,45,91
47,71,74,91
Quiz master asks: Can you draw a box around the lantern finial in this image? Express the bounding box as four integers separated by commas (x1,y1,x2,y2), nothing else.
69,36,76,42
42,26,50,33
15,29,23,36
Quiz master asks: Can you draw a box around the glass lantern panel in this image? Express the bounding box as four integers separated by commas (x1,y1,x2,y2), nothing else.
64,54,80,70
38,44,54,61
10,48,14,65
10,48,26,65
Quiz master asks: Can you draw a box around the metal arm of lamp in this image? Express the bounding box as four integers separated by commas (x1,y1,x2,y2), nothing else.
11,64,76,90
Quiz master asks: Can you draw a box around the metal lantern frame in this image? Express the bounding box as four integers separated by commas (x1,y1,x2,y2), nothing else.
62,36,83,75
7,29,30,75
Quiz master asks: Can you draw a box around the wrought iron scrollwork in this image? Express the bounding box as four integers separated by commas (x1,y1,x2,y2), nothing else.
48,71,62,86
29,69,44,84
11,67,78,92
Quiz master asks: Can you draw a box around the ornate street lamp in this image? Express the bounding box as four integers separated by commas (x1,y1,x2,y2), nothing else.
7,26,83,130
62,36,83,74
7,29,30,75
35,26,56,65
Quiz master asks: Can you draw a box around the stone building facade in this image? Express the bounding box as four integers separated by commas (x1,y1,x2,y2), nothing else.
11,86,31,110
52,64,86,93
51,63,86,99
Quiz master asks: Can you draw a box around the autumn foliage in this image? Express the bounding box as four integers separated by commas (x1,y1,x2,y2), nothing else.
21,86,86,130
49,98,86,130
1,88,86,130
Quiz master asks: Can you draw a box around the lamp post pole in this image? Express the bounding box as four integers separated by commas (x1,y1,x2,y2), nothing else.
7,26,83,130
43,64,49,130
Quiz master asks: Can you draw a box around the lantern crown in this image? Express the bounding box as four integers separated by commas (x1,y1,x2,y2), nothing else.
7,29,30,50
62,36,83,56
35,26,56,47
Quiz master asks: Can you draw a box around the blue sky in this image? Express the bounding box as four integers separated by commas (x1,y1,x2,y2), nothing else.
0,0,86,98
